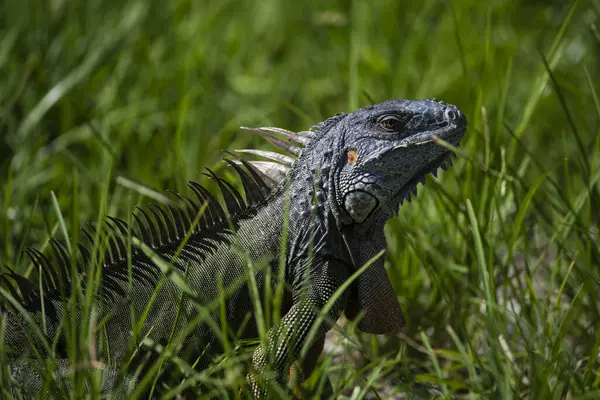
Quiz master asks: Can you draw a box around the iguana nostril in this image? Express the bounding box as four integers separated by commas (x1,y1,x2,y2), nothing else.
444,107,467,127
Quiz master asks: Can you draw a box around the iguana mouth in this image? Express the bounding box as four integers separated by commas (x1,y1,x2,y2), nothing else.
389,120,465,207
397,150,456,206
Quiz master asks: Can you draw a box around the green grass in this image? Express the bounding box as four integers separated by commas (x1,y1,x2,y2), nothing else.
1,0,600,397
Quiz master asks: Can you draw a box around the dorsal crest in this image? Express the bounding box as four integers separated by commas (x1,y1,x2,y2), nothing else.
0,124,317,314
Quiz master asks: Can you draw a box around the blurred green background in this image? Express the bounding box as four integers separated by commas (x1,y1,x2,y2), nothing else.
2,0,600,397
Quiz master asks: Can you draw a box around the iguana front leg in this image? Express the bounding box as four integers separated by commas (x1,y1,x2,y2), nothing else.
249,257,349,396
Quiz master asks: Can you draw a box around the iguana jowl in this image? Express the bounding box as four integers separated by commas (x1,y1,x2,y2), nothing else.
1,99,467,396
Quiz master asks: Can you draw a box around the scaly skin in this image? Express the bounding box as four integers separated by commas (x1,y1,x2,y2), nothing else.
1,99,466,397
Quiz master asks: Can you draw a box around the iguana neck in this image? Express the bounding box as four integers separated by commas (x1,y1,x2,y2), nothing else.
281,148,387,270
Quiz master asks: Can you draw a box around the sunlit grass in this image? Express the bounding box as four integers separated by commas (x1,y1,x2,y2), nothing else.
1,0,600,398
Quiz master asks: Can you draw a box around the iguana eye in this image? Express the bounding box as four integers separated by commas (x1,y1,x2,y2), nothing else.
378,115,403,132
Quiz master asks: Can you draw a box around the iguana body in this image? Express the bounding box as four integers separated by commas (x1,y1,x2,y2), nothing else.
1,99,466,397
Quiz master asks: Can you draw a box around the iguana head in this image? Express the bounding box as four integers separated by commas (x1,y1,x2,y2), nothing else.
240,99,466,227
329,99,467,225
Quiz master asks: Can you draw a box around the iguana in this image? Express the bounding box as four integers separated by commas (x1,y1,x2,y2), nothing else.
1,99,466,397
